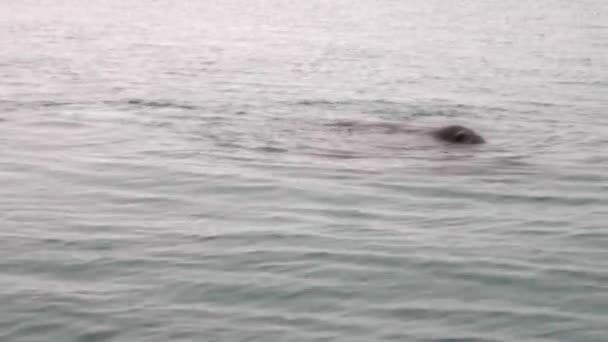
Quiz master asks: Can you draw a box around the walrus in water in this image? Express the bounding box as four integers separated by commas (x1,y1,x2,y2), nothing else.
328,121,485,145
432,125,485,144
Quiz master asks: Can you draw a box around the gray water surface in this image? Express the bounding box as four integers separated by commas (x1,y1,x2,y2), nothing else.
1,1,607,341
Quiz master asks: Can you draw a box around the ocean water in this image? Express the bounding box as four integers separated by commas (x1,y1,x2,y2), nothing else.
1,0,607,341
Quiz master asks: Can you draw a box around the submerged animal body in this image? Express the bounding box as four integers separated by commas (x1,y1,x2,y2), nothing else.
432,125,485,144
328,121,485,145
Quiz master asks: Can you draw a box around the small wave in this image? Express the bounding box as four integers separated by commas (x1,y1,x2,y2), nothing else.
124,98,198,110
293,99,351,107
293,99,503,122
419,338,497,342
25,119,89,129
255,146,288,153
0,100,80,111
293,98,404,108
513,100,566,108
38,101,75,108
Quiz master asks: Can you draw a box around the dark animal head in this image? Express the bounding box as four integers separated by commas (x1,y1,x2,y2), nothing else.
433,125,485,144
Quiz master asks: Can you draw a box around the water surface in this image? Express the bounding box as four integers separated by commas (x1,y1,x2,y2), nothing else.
1,0,607,341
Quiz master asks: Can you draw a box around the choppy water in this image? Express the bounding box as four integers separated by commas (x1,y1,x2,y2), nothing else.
1,1,607,341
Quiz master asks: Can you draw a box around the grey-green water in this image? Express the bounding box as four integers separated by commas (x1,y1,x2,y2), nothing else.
1,1,607,341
